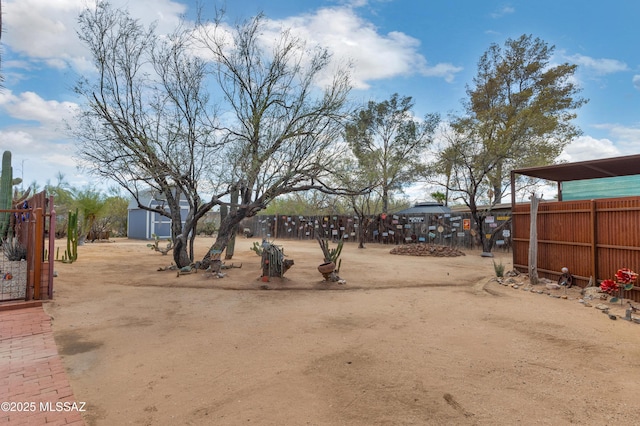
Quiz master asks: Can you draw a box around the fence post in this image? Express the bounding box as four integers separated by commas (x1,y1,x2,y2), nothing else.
33,208,44,299
528,195,540,285
48,196,56,299
590,199,597,282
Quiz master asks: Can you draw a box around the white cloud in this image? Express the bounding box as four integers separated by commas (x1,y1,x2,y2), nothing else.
633,75,640,90
491,6,515,19
558,135,620,162
592,123,640,151
344,0,369,7
0,89,81,186
4,0,461,88
3,0,187,73
0,128,79,186
0,90,78,127
566,53,628,75
265,7,461,88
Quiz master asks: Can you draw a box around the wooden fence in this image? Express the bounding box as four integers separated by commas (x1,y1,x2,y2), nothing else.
0,191,56,303
512,196,640,302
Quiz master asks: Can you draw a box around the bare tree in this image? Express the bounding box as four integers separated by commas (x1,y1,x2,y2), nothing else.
73,2,222,267
194,13,354,267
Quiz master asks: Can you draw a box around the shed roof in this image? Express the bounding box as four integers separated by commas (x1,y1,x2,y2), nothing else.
395,202,452,215
512,153,640,182
511,154,640,203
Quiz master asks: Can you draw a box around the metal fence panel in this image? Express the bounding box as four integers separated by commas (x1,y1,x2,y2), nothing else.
240,211,512,251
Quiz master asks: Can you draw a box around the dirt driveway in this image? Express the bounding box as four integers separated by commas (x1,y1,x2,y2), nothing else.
45,238,640,425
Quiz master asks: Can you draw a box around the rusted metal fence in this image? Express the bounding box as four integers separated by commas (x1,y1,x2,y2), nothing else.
0,191,55,303
240,212,512,251
512,196,640,302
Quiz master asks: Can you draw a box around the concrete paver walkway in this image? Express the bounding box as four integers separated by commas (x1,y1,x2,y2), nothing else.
0,306,85,425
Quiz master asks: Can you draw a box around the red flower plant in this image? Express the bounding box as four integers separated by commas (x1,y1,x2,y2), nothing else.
600,268,637,299
614,268,638,284
600,279,619,295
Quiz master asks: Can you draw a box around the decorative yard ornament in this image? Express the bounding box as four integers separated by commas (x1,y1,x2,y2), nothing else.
558,267,574,288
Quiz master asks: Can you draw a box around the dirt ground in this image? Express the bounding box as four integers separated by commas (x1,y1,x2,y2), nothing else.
45,238,640,425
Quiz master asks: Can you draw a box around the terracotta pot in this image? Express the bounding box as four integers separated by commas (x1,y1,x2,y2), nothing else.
318,262,336,274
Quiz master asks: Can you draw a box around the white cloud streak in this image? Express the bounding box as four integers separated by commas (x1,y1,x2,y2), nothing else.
566,53,628,75
491,6,515,19
266,7,462,88
3,0,187,73
558,135,620,162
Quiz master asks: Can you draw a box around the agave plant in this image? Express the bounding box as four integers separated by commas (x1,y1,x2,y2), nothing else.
3,237,27,261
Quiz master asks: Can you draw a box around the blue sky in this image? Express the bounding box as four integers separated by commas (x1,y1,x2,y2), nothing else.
1,0,639,198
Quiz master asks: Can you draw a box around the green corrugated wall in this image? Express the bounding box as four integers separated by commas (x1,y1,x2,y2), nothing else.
562,175,640,201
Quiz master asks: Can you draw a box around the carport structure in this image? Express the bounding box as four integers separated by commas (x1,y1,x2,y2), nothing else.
510,153,640,204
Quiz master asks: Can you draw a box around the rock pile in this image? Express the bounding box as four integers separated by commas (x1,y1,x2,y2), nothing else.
389,244,466,257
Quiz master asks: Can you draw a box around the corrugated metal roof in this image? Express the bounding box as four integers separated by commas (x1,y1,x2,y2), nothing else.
512,153,640,182
511,153,640,203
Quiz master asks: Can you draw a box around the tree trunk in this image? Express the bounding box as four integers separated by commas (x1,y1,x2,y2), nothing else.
492,162,503,205
170,208,191,267
470,206,494,256
481,234,493,255
357,217,368,249
225,189,238,260
352,204,367,249
201,210,244,269
189,231,196,262
382,188,389,214
172,236,191,267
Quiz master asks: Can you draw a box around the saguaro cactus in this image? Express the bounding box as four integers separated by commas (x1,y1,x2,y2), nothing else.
63,208,79,263
0,151,13,239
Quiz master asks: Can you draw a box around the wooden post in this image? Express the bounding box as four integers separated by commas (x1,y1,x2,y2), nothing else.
528,194,540,285
590,199,597,282
33,208,44,299
48,199,56,299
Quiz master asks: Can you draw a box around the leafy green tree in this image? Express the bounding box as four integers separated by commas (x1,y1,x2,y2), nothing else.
261,192,345,216
345,93,439,213
435,34,586,254
330,158,380,248
456,34,586,205
72,186,106,241
44,173,75,237
430,191,447,205
93,192,129,238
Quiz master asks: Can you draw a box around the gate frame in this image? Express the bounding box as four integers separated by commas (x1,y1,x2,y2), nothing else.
0,193,56,303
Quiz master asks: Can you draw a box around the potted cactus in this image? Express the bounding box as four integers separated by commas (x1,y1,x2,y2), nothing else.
317,237,343,281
